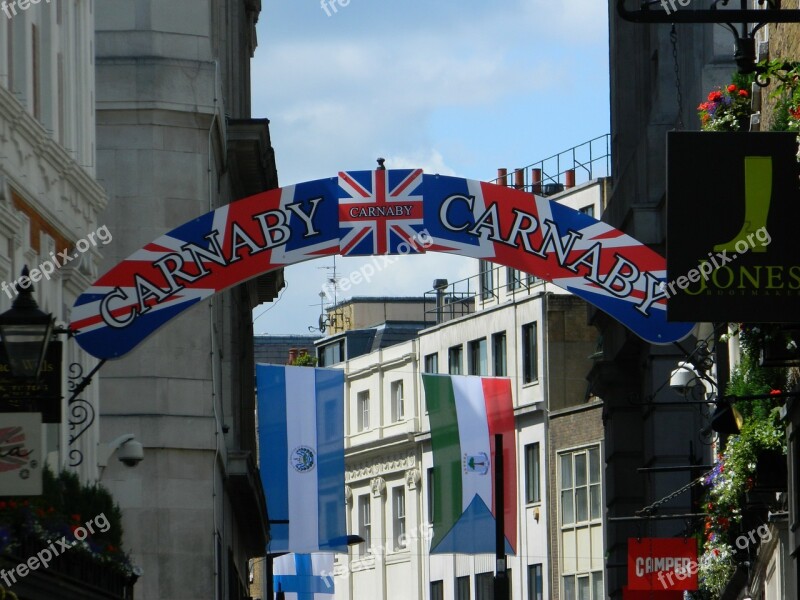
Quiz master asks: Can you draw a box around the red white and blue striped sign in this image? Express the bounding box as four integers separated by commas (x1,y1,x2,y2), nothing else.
70,170,694,359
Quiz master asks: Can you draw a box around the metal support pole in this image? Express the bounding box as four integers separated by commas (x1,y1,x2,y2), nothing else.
494,433,509,600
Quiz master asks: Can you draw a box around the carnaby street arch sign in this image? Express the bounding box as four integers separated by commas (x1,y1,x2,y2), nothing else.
70,169,695,359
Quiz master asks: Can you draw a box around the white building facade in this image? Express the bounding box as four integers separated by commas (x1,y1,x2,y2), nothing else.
322,179,607,600
0,0,107,482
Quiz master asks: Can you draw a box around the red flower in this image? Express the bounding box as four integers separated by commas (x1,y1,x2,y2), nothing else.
0,501,6,510
47,506,55,513
9,501,17,509
106,544,117,553
790,106,800,120
738,89,749,98
770,389,782,396
713,548,720,557
727,84,737,93
708,90,723,102
70,513,81,523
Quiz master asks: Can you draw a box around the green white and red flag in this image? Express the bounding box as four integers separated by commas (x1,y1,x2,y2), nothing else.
422,374,516,554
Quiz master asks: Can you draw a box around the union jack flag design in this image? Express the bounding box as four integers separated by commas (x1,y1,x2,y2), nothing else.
338,169,426,256
70,169,695,361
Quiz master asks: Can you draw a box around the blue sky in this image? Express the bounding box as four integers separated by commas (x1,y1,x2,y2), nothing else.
250,0,610,335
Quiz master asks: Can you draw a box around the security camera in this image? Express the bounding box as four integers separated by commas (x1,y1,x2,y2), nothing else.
670,361,697,393
117,440,144,467
98,434,144,470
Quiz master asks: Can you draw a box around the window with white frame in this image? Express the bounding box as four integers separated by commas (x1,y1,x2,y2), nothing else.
430,581,444,600
522,322,538,384
476,572,494,600
528,564,543,600
560,446,604,600
507,267,523,291
525,443,541,504
424,352,439,373
392,486,406,550
492,331,507,376
390,380,404,422
468,337,487,376
456,576,470,600
479,260,494,300
448,345,463,375
357,390,370,431
358,495,371,553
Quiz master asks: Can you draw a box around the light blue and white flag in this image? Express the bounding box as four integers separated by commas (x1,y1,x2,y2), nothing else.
273,553,335,600
257,365,347,553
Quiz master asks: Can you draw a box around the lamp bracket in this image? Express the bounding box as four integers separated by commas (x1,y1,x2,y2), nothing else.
617,0,800,74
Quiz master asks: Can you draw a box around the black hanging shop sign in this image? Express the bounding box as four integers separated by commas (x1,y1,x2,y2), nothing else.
0,341,62,423
666,132,800,322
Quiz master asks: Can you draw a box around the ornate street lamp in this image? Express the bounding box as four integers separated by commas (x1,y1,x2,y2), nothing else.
0,267,55,379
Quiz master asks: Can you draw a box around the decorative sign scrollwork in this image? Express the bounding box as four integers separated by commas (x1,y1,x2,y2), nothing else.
66,361,95,467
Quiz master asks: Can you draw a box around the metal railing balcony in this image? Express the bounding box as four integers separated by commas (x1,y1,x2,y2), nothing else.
490,134,611,195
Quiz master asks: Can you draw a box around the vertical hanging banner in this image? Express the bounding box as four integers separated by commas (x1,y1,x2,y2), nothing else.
627,537,698,591
257,364,347,553
273,553,335,600
70,170,695,360
422,374,516,554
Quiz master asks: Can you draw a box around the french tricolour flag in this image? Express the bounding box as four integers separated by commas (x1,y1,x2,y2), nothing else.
257,365,347,553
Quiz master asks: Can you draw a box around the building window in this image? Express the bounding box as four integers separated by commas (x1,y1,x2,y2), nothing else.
31,24,40,120
476,572,494,600
391,380,404,422
393,487,406,550
492,331,507,376
525,443,541,504
560,446,602,526
562,572,603,600
430,580,444,600
507,267,523,291
448,345,463,375
579,205,595,218
358,495,371,553
528,564,543,600
456,576,470,600
424,352,439,374
357,391,370,431
561,446,603,600
468,338,487,376
522,322,538,384
427,467,435,523
319,339,345,366
479,260,494,300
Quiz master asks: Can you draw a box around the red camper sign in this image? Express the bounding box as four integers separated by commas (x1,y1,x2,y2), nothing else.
628,537,698,591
